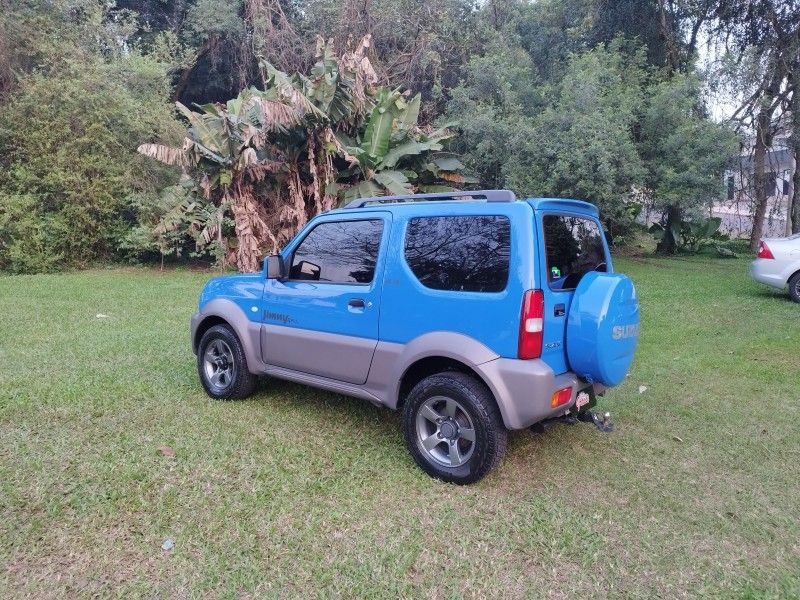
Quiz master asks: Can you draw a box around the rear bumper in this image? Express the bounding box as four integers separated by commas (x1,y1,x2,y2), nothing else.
475,357,605,430
751,259,787,289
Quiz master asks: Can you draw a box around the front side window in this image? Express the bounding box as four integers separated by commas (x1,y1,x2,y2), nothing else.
543,214,607,291
404,216,510,292
289,219,384,284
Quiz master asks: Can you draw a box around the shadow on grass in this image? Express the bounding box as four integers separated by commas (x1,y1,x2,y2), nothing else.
744,287,793,302
251,376,400,430
225,374,579,477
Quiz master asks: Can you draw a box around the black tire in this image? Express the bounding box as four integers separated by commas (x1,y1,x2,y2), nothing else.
789,272,800,304
197,324,257,399
402,371,507,484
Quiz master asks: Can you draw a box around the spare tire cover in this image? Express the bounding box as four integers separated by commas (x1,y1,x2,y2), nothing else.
566,271,640,387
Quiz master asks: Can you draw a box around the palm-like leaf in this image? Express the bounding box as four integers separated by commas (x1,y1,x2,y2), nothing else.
361,103,397,164
176,103,231,162
398,94,421,129
373,170,413,195
381,140,443,168
136,143,190,166
342,180,383,203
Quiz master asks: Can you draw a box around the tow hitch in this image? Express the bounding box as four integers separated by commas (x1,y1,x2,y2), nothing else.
530,410,614,434
578,410,614,433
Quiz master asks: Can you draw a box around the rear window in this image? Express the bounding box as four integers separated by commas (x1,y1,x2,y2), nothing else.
543,214,607,291
404,216,510,292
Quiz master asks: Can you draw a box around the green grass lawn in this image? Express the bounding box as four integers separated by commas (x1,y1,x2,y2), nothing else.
1,256,799,598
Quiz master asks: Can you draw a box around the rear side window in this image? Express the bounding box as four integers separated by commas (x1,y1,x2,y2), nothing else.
404,216,510,292
543,214,607,291
289,219,384,284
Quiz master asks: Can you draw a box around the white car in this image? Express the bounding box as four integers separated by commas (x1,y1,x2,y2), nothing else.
751,233,800,303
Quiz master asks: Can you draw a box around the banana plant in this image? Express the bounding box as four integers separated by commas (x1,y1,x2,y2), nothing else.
138,36,473,272
331,89,475,203
137,88,311,271
649,216,727,253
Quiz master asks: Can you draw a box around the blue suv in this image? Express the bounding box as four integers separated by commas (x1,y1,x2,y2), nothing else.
191,190,640,483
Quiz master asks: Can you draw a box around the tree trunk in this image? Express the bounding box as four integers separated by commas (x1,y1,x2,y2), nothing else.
230,188,267,273
792,67,800,234
750,109,770,251
657,0,680,74
749,54,786,249
657,204,681,254
793,142,800,234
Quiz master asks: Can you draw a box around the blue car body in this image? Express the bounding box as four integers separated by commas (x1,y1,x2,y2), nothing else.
198,199,611,373
192,193,639,432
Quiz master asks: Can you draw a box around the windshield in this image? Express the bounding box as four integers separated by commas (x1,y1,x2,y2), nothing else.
543,214,608,291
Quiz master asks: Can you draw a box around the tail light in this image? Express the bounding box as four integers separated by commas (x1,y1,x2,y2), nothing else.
551,386,572,408
757,241,775,259
518,289,544,359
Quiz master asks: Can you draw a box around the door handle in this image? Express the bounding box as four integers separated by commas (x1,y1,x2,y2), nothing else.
348,298,366,309
554,303,565,317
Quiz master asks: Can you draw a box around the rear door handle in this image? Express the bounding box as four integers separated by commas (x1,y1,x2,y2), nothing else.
554,303,565,317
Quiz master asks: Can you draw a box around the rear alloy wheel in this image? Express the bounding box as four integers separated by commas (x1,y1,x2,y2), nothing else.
402,372,507,484
197,324,257,399
789,272,800,304
415,395,477,468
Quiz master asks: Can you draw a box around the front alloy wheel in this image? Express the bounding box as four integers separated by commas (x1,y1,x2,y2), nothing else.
197,324,257,399
203,338,236,393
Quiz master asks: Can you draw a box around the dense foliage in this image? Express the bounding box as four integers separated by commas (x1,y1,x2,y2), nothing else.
0,56,181,272
0,1,182,272
1,0,792,272
137,39,471,271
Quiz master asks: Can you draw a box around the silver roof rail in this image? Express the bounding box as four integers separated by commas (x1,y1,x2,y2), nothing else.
344,189,516,209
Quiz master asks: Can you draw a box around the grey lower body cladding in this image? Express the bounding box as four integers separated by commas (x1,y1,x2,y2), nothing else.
474,358,604,429
192,307,602,430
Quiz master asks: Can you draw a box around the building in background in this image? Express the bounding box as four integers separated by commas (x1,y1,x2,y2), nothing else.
715,130,796,238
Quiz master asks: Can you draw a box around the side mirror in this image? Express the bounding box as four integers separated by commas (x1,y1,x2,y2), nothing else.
265,255,286,279
293,260,321,281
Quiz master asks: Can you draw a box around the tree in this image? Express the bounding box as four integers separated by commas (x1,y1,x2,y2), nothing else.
713,0,800,246
514,0,670,76
791,61,800,234
503,43,647,238
445,36,543,190
448,39,648,237
639,75,738,253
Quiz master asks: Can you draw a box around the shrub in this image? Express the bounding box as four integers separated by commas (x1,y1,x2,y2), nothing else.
0,53,181,272
648,216,728,254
